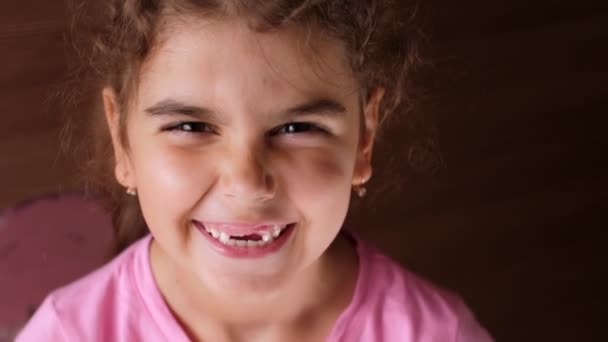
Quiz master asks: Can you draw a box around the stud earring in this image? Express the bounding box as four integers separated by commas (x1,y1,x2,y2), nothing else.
126,187,137,196
353,178,368,198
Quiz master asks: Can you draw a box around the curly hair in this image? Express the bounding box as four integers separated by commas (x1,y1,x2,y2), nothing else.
65,0,424,254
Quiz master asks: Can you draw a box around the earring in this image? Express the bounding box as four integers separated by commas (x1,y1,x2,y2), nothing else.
353,179,368,198
126,187,137,196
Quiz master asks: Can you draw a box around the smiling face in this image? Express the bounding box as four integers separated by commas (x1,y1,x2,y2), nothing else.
103,17,381,296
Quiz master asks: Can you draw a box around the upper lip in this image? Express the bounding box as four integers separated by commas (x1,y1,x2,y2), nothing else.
193,220,293,235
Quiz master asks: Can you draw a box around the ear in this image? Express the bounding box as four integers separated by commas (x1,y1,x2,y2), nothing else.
353,87,384,185
102,87,135,189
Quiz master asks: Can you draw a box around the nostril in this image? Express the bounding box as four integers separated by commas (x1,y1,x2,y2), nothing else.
221,170,276,201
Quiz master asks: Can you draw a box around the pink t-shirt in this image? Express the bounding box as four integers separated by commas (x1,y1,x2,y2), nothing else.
17,235,493,341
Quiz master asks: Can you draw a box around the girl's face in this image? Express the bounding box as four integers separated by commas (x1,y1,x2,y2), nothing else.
104,18,381,294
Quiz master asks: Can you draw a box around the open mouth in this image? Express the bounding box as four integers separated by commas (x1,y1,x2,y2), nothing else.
199,222,296,248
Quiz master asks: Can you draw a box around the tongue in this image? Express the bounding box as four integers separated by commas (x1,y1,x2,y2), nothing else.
232,233,262,241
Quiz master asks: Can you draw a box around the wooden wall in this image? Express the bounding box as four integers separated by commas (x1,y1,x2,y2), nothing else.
1,1,606,341
351,2,607,341
0,1,73,209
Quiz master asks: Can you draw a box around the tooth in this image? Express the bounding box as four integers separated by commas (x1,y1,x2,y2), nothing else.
226,238,236,246
236,240,246,247
272,229,281,238
262,232,272,243
247,240,258,247
219,232,230,244
257,240,266,247
210,229,219,239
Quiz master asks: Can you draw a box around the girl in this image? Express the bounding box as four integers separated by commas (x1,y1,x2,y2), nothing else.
18,0,493,341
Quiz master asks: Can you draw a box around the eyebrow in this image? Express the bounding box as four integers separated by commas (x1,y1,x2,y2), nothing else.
144,98,347,119
283,99,347,118
144,99,214,118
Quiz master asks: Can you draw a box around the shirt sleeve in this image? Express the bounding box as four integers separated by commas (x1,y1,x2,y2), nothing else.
15,296,66,342
455,300,494,342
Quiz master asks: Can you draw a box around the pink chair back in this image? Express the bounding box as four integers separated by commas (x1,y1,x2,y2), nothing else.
0,194,113,340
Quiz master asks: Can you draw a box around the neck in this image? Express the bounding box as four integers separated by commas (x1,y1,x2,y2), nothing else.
150,234,358,340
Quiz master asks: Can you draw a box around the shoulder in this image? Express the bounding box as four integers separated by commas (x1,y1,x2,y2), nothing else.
16,237,150,341
50,236,145,314
363,247,460,318
339,241,493,342
14,295,66,342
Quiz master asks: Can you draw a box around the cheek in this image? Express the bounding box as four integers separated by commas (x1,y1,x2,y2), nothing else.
280,146,355,261
285,148,351,194
132,143,214,229
279,143,356,221
143,150,207,194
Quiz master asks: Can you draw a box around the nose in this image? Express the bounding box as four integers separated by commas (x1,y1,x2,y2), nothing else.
218,142,276,203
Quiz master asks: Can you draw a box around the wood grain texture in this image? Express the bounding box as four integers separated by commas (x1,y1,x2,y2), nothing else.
1,1,606,341
349,2,607,340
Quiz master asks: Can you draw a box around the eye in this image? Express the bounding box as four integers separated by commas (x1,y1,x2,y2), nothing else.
272,122,326,136
164,122,215,134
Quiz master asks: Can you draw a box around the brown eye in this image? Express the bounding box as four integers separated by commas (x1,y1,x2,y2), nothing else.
274,122,325,135
166,122,215,134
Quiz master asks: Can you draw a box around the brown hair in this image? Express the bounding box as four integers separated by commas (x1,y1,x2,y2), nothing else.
65,0,424,254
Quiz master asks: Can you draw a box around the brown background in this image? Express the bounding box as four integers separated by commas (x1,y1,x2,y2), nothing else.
1,1,606,341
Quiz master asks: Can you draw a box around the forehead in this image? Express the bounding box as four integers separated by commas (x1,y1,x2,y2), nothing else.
136,17,359,109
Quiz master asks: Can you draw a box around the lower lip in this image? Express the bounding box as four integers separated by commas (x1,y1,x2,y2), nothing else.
194,222,296,259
